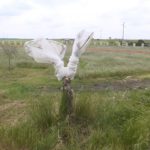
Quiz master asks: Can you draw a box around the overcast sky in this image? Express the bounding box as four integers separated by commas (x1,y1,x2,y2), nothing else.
0,0,150,39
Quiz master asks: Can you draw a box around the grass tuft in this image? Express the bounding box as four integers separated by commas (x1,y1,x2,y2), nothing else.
29,97,58,130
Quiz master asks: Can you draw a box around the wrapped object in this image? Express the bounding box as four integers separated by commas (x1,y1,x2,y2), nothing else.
68,30,93,79
24,30,93,80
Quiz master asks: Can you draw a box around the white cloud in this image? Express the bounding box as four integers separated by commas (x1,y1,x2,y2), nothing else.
0,0,150,39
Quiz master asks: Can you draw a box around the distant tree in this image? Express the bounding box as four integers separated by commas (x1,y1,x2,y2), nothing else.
0,42,17,70
136,40,145,46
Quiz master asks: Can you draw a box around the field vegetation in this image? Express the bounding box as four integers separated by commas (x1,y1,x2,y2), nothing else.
0,40,150,150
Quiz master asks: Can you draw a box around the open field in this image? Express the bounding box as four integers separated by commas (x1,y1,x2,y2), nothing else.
0,42,150,150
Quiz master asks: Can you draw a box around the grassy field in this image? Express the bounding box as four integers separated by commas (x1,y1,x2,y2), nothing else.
0,42,150,150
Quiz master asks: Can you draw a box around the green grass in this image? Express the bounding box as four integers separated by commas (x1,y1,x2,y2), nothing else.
0,43,150,149
76,49,150,80
0,90,150,150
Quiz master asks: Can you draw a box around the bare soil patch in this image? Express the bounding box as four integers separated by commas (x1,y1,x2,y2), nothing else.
88,47,150,55
38,78,150,92
75,79,150,91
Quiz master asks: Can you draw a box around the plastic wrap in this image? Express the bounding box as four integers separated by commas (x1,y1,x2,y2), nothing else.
24,30,93,80
67,30,93,79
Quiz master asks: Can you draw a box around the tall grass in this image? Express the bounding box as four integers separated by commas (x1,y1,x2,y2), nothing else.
29,96,58,130
0,89,150,149
0,44,150,149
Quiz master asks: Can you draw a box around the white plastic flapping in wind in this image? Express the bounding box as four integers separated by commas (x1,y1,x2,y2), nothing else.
24,30,93,80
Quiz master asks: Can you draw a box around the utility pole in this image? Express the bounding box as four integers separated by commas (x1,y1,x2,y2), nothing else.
122,22,125,45
100,30,102,39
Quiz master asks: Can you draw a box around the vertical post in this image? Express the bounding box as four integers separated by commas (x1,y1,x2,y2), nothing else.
122,23,125,40
122,22,125,46
59,77,74,119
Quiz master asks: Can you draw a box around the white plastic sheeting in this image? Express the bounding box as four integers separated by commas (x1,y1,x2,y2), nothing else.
24,30,93,80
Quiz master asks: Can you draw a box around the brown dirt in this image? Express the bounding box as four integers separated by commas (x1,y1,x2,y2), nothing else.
74,78,150,91
38,78,150,92
88,47,150,55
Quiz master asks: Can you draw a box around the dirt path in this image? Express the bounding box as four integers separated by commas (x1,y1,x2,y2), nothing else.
38,79,150,92
74,79,150,91
88,47,150,55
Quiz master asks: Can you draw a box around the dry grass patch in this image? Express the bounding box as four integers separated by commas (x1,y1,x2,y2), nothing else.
0,101,27,126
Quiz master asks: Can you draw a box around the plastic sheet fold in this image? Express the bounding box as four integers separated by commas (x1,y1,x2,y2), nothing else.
24,30,93,80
